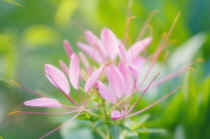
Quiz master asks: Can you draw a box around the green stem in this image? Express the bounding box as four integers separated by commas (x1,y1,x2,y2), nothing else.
101,99,111,139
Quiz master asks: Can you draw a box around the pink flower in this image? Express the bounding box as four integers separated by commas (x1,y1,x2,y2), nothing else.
82,24,192,121
9,44,108,138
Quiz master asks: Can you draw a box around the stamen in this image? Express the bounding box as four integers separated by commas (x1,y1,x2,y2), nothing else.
105,60,112,66
3,0,23,7
127,73,160,115
123,0,134,47
155,50,170,72
0,36,13,43
138,12,181,90
77,89,83,105
127,86,186,118
19,110,80,115
188,67,195,72
113,101,122,107
196,58,204,62
7,111,21,116
91,41,97,65
163,51,170,60
39,112,81,139
141,125,146,133
10,80,45,97
139,65,193,91
8,110,80,116
137,10,159,41
147,25,154,37
88,89,99,93
124,33,132,45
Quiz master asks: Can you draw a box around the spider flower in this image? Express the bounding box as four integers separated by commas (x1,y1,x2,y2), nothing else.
9,50,108,138
9,12,199,138
77,14,194,121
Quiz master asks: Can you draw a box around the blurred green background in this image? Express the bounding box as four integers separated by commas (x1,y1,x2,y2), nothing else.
0,0,209,139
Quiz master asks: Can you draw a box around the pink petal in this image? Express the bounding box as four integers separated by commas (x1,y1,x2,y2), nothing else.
106,65,124,99
118,44,128,62
85,30,107,60
110,110,123,120
69,54,80,90
78,52,89,66
84,64,106,92
97,81,116,104
130,57,145,70
128,65,140,80
127,37,152,59
84,30,99,46
64,40,74,59
45,64,70,95
101,28,119,60
118,63,134,97
24,98,61,108
86,65,93,77
77,42,103,63
59,60,69,76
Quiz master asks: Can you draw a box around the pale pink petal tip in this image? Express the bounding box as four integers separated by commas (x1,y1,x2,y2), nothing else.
127,36,153,59
45,64,70,95
97,81,116,104
24,98,61,108
106,65,124,99
64,40,74,59
84,30,98,46
77,42,103,63
110,110,123,120
69,54,80,90
59,60,69,76
84,64,105,92
101,28,119,60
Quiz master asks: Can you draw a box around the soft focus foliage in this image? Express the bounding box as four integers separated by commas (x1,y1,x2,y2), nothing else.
0,0,209,139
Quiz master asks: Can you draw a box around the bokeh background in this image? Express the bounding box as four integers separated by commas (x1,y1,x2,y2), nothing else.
0,0,209,139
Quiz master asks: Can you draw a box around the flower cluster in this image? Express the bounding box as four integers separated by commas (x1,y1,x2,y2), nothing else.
9,14,194,138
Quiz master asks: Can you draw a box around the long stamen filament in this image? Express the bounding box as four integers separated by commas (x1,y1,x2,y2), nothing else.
126,86,186,118
8,110,80,115
10,80,45,97
127,73,160,115
39,112,81,139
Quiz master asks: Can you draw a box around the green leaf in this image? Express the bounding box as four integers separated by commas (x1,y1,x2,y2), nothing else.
174,125,185,139
109,125,120,139
60,120,93,139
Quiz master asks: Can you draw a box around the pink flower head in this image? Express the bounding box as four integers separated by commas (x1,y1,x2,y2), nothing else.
10,12,195,138
77,28,120,63
10,50,107,138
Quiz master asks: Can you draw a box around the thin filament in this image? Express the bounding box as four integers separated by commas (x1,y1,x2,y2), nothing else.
137,10,159,41
10,80,45,97
39,112,81,139
127,73,160,114
126,86,185,118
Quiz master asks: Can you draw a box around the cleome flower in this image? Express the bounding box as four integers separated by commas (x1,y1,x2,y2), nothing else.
77,13,195,121
8,12,200,138
8,44,110,138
